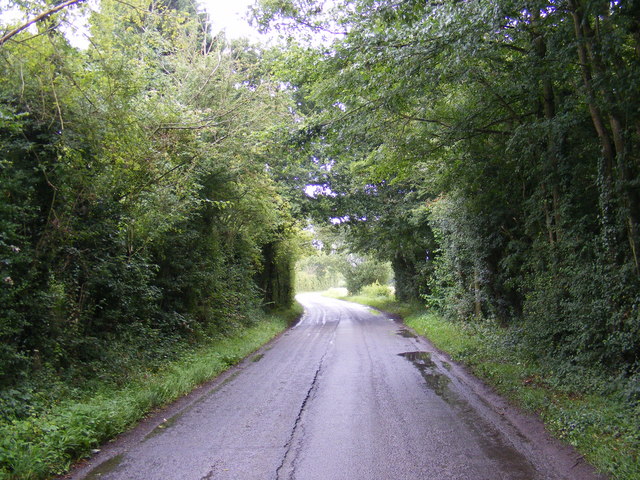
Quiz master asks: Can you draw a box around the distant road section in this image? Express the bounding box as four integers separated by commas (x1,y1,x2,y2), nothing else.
67,293,604,480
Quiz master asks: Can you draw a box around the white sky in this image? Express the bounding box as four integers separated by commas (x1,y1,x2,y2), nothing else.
0,0,270,46
202,0,263,41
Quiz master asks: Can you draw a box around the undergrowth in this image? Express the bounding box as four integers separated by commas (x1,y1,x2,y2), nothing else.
0,306,300,480
336,291,640,480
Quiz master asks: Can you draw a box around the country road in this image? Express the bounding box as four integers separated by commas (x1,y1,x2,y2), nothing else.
67,293,604,480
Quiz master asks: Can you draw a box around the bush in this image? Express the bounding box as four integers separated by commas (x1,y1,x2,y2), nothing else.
342,255,392,295
360,282,393,298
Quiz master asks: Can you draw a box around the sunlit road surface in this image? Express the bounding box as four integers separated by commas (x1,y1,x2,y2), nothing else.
68,293,604,480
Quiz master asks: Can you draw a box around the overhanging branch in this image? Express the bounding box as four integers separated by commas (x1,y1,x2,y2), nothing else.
0,0,87,46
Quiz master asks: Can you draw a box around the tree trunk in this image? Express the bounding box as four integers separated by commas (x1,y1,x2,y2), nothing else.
473,267,482,317
570,0,640,273
568,0,619,253
532,9,560,244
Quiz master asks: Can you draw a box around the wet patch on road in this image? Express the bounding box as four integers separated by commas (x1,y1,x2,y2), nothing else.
220,370,241,386
399,351,435,367
399,352,463,407
473,429,538,479
396,328,417,338
84,454,124,479
399,350,537,479
143,412,184,440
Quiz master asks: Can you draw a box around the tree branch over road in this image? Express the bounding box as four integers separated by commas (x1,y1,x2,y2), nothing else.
0,0,87,46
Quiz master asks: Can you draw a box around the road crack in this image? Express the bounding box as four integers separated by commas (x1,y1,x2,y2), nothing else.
274,327,336,480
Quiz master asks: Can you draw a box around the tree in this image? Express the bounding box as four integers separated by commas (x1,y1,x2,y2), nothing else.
0,0,300,386
254,0,640,371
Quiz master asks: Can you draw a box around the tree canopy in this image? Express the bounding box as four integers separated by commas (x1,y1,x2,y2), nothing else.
255,0,640,372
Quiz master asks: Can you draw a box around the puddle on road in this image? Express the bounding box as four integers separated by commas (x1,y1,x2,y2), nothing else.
398,351,537,479
421,371,451,397
399,351,435,367
475,430,537,479
396,328,417,338
398,352,461,406
84,454,124,479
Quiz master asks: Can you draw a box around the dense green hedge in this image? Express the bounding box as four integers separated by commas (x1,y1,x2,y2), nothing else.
0,0,298,397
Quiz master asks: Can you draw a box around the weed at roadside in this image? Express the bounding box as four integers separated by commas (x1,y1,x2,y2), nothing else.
0,313,293,480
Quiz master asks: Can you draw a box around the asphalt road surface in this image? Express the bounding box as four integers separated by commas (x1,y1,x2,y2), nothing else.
67,293,605,480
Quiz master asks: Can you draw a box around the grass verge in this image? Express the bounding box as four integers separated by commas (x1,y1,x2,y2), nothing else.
334,291,639,480
322,288,417,318
0,307,299,480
